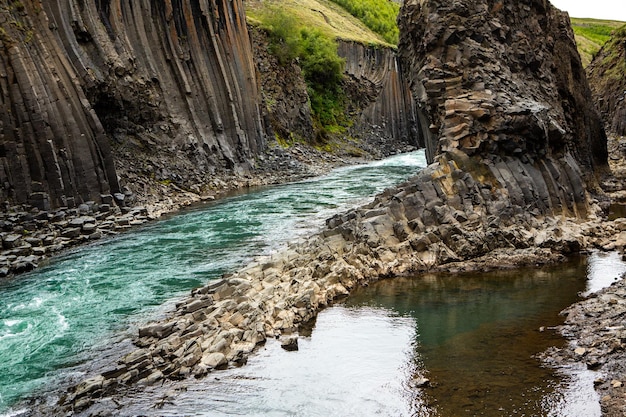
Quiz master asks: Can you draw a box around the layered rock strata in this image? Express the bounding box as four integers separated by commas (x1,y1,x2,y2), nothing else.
398,0,607,172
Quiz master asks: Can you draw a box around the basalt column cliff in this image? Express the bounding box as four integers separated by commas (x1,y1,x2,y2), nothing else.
399,0,608,182
0,0,266,210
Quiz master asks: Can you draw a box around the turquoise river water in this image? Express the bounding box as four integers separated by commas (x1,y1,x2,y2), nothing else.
1,150,625,416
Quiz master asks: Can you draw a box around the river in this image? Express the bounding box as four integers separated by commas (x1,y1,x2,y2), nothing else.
0,150,624,416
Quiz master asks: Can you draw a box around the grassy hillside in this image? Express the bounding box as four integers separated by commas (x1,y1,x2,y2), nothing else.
571,18,625,67
246,0,394,48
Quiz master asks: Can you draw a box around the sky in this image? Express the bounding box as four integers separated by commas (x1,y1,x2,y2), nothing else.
549,0,626,22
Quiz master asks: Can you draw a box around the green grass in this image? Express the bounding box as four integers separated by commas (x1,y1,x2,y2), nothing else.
246,0,392,47
252,6,348,136
326,0,400,44
571,18,625,66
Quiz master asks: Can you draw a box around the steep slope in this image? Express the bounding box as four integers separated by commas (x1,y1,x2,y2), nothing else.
587,25,626,137
571,18,625,67
399,0,607,178
43,0,266,200
247,0,419,153
0,0,266,211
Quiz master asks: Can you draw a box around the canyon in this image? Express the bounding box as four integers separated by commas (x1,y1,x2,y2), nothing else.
0,0,625,415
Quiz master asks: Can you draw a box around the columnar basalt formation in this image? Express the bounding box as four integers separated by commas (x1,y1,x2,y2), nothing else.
0,0,267,211
398,0,608,176
0,1,120,209
339,41,420,149
43,0,266,195
587,26,626,137
58,1,617,412
251,32,419,153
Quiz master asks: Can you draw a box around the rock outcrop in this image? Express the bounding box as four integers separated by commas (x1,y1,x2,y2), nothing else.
55,1,615,411
44,0,267,200
587,25,626,137
0,0,266,211
1,1,419,215
398,0,608,174
339,41,420,152
252,30,419,155
0,1,120,209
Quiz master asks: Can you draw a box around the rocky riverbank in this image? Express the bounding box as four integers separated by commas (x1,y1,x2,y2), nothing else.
47,146,625,415
541,136,626,417
0,142,414,279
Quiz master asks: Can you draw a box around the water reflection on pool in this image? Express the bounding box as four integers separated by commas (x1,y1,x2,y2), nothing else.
105,252,626,417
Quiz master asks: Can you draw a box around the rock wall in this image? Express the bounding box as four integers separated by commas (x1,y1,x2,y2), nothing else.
0,0,267,210
339,41,420,150
250,26,315,143
398,0,608,176
44,0,267,196
0,1,120,209
587,25,626,137
251,29,419,153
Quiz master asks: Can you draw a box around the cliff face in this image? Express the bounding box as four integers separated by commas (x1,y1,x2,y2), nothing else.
587,26,626,137
251,29,418,153
0,0,266,210
0,1,119,210
339,41,419,150
44,0,266,197
398,0,608,178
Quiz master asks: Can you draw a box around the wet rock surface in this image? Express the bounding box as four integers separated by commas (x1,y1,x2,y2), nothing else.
546,278,626,416
49,151,623,414
543,136,626,417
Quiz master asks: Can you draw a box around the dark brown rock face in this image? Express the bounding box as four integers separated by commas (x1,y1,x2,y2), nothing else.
45,0,266,193
587,26,626,137
250,26,315,143
0,1,120,209
339,41,419,149
398,0,608,177
252,32,419,153
0,0,266,210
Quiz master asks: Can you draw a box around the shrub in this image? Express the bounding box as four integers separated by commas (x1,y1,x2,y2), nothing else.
258,8,347,134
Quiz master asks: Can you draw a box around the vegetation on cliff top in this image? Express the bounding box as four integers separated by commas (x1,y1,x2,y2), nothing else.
571,18,625,66
246,0,393,47
326,0,400,44
253,7,347,135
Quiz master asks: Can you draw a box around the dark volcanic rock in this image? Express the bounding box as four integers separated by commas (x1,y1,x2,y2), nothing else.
587,25,626,137
0,2,120,208
0,0,266,210
398,0,608,175
339,41,420,153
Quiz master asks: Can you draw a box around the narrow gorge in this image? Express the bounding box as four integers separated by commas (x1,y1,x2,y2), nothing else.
1,0,625,415
0,0,416,276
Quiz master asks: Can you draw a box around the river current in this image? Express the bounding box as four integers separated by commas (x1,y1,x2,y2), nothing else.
0,150,624,416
